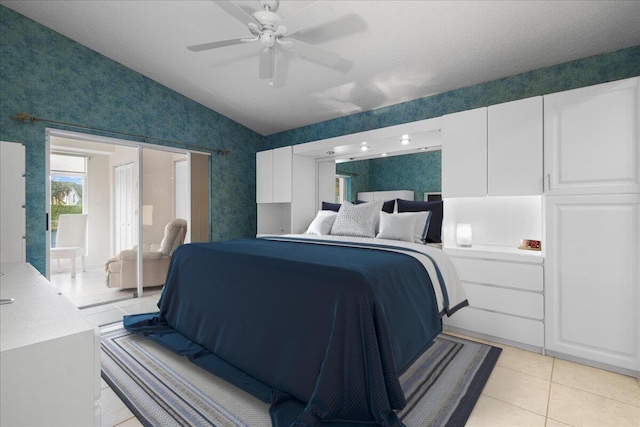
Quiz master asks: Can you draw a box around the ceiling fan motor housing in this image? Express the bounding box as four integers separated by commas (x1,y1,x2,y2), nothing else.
258,0,279,12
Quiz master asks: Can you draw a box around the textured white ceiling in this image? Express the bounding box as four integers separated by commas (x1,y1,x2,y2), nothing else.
2,1,640,136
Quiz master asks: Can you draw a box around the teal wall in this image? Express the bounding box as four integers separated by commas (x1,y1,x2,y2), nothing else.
1,4,639,274
0,6,262,273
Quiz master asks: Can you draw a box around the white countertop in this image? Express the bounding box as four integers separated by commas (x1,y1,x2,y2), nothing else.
0,262,96,353
444,244,544,264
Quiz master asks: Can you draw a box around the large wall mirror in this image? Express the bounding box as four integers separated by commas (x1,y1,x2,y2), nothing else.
293,117,442,206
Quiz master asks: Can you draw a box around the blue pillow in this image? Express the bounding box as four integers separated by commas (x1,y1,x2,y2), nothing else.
321,201,342,212
356,199,395,214
396,199,443,243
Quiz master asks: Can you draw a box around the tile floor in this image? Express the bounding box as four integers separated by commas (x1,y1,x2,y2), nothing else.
50,264,161,308
84,295,640,427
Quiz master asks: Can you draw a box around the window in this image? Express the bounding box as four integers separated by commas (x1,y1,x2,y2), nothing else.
50,153,87,247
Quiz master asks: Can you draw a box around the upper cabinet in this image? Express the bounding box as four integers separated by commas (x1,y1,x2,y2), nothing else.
442,107,488,197
544,77,639,196
256,146,292,203
488,97,543,196
442,96,543,198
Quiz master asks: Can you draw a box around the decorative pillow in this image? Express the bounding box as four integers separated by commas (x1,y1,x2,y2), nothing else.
330,200,384,238
356,199,395,214
396,199,443,243
304,211,338,235
321,201,341,212
410,210,432,244
376,212,417,243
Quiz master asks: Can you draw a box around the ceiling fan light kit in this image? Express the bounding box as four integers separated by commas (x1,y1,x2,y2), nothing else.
187,0,341,84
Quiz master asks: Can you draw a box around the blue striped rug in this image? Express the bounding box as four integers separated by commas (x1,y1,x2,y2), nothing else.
101,322,500,427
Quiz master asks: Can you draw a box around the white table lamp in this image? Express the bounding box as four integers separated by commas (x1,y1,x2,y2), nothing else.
456,223,472,247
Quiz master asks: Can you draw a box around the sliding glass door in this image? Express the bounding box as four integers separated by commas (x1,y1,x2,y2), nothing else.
46,129,210,305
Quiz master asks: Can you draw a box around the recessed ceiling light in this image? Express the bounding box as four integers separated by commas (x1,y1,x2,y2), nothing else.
401,138,410,145
381,153,387,157
361,141,367,145
361,146,369,151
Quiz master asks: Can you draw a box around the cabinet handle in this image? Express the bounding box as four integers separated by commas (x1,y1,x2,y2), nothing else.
545,174,551,192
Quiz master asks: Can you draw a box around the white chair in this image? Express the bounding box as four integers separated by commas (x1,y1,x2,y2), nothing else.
51,214,88,278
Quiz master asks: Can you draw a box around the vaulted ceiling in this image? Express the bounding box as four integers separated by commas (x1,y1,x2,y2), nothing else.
2,1,639,136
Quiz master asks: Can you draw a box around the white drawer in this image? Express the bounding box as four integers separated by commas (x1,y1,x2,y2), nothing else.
452,257,543,291
443,307,544,348
463,283,543,320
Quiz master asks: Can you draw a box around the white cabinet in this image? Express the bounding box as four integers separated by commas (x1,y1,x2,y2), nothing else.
488,97,543,196
256,146,292,203
256,148,316,235
0,141,26,263
543,77,640,375
0,262,101,426
442,107,487,197
544,77,639,196
442,250,544,350
545,194,640,374
442,97,543,198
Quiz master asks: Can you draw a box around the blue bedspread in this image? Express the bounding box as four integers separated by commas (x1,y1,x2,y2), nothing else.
124,238,444,426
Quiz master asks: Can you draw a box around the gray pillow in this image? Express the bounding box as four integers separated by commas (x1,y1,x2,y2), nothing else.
330,200,384,238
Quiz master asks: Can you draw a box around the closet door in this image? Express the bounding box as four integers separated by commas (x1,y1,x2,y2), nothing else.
488,97,543,196
0,141,26,263
545,194,640,372
256,150,273,203
441,108,487,197
544,77,639,195
272,146,292,203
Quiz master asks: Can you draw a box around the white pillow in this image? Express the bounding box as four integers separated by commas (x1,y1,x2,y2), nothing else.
376,212,417,242
330,200,384,238
411,210,433,244
305,210,338,235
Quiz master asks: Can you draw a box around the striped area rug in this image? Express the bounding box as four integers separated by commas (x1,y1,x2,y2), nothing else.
101,322,501,427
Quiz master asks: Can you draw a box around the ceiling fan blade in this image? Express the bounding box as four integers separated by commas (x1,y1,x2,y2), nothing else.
278,2,335,36
259,48,274,81
212,1,260,28
288,38,340,66
187,38,246,52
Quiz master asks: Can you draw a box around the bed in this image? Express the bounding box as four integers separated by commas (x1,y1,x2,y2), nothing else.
124,200,466,426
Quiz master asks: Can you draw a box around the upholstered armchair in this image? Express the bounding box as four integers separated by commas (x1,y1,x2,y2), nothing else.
105,218,187,289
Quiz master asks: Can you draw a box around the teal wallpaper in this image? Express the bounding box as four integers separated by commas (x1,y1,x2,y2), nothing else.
1,4,639,275
0,6,262,274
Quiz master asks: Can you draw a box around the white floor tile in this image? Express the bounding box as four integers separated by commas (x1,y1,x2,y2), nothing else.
547,382,640,427
552,358,640,407
481,365,551,416
466,395,546,427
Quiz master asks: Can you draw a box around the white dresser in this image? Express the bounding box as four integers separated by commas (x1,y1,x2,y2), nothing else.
443,247,544,351
0,262,101,426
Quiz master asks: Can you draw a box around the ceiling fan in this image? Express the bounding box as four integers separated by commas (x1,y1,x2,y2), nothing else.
188,0,341,84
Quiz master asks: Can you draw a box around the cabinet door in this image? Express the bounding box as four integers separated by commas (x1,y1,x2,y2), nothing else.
544,77,639,195
272,146,292,203
0,141,26,263
256,150,273,203
545,194,640,372
442,108,487,197
488,97,542,196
